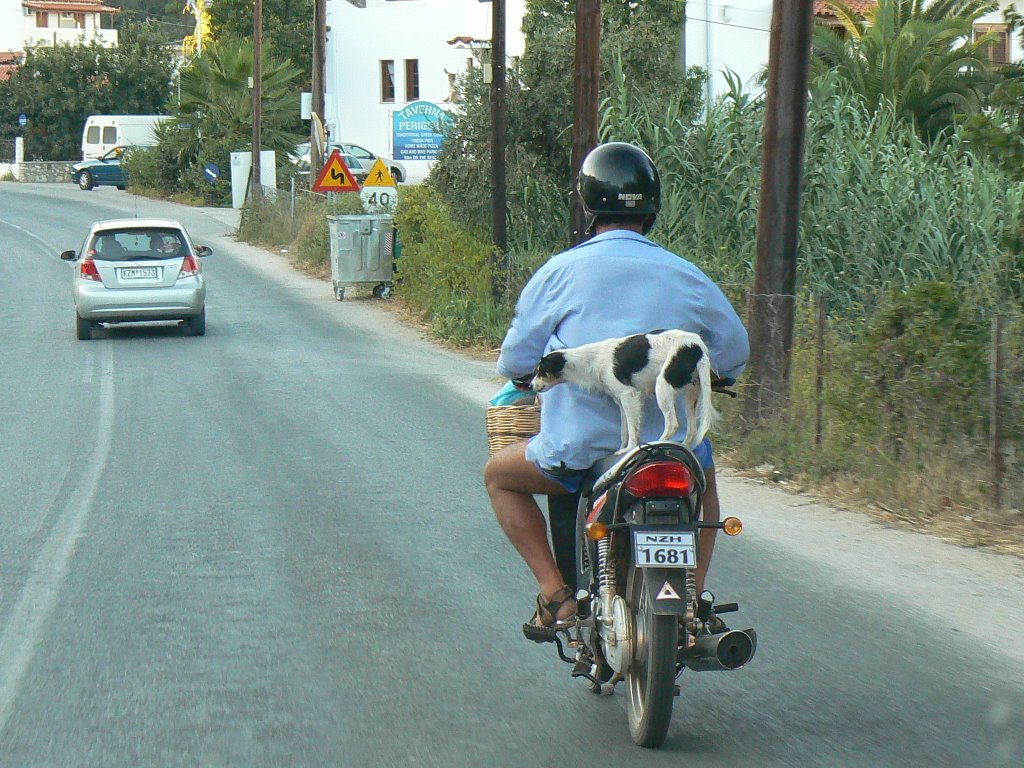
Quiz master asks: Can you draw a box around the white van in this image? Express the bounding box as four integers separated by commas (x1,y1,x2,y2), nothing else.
81,115,167,160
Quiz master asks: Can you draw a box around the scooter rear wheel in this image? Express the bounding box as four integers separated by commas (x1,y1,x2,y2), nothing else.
624,564,678,747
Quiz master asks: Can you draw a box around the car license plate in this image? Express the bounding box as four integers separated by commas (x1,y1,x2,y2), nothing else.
634,530,696,568
120,267,158,280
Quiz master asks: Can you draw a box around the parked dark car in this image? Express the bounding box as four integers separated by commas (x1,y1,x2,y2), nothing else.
71,147,128,191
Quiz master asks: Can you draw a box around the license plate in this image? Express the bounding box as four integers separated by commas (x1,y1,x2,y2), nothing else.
120,267,158,280
634,530,696,568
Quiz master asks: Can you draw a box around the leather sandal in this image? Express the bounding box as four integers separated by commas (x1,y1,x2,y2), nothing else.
522,585,575,643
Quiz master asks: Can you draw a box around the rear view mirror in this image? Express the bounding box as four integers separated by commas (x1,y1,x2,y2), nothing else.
60,250,77,261
196,245,212,257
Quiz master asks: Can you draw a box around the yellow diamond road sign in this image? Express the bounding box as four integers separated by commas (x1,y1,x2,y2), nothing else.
362,158,397,188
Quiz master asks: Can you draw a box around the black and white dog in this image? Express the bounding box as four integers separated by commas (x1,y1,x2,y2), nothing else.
531,329,718,451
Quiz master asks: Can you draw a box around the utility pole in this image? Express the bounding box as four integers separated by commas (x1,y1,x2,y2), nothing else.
744,0,814,421
251,0,263,203
489,0,507,301
569,0,600,247
311,0,327,181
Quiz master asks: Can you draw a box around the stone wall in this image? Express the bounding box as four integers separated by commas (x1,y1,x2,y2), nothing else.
17,162,76,183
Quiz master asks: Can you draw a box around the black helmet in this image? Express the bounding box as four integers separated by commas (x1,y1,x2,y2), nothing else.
577,142,661,233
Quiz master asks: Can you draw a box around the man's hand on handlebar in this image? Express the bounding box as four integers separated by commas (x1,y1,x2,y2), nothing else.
711,376,738,398
511,374,535,391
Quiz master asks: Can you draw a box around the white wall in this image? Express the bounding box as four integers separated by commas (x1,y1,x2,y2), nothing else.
0,1,23,53
324,0,526,183
21,11,117,49
684,0,774,105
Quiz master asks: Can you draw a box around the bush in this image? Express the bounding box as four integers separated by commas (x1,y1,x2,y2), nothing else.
237,189,363,274
394,185,509,345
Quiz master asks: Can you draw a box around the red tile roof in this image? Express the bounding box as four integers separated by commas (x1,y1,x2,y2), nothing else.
22,1,119,11
814,0,877,17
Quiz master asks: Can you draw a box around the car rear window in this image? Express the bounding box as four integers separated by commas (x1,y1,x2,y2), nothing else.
86,126,100,144
88,228,190,261
102,126,117,144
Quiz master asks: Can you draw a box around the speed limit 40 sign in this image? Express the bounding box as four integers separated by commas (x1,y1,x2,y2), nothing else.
360,158,398,213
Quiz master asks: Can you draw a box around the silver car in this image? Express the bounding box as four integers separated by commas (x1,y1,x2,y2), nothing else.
60,218,211,340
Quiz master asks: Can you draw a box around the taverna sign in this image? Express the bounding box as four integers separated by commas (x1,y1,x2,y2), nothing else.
392,101,452,162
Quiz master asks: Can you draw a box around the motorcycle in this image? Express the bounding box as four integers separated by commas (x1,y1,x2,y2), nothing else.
534,398,757,748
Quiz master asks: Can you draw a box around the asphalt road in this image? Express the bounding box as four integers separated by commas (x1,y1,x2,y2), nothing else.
1,182,1022,767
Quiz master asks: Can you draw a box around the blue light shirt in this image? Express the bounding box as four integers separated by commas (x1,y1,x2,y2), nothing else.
497,230,749,472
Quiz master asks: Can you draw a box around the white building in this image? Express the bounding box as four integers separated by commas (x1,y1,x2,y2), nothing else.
0,0,117,61
975,2,1024,65
686,0,1021,104
323,0,526,183
684,0,775,104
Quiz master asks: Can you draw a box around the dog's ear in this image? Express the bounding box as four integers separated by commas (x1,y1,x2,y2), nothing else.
537,351,567,379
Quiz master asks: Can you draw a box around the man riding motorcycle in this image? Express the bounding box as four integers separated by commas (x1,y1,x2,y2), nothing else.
483,142,750,636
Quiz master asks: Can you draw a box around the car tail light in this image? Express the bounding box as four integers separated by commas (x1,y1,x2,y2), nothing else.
80,256,102,282
177,254,199,279
623,461,693,498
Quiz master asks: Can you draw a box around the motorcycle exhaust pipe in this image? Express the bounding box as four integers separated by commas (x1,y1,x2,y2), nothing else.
679,628,757,672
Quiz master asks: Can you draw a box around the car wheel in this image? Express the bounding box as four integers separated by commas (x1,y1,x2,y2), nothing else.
78,171,94,191
390,167,403,183
187,307,206,337
76,314,93,340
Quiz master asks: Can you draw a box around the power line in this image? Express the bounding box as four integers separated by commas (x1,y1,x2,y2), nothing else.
686,16,771,33
116,9,194,32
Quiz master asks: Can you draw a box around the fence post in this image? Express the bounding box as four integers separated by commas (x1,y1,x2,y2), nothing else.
14,137,24,180
990,314,1004,510
815,295,826,447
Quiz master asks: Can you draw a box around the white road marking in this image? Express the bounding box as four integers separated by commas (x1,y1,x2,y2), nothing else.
0,217,59,254
0,343,114,732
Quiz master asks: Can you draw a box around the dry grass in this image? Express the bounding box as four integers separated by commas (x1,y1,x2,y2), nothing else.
725,455,1024,558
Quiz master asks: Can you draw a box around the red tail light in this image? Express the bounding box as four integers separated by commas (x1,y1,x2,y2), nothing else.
80,256,102,282
177,254,199,280
623,461,693,498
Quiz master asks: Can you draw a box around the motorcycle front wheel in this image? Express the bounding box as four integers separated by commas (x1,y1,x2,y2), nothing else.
625,564,679,748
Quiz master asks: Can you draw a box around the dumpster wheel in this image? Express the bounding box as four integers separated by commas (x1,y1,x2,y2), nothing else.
373,283,392,299
334,284,345,301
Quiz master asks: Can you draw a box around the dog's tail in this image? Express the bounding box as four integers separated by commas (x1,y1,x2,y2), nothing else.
690,343,720,449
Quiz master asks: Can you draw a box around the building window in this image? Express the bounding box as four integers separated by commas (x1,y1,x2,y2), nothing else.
976,23,1011,66
380,60,395,103
58,12,84,29
35,11,48,27
405,59,419,101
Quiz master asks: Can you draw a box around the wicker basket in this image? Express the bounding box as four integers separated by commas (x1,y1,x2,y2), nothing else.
485,402,541,455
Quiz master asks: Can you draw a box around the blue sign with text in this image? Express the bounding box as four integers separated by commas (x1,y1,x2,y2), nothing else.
18,114,26,127
392,101,452,162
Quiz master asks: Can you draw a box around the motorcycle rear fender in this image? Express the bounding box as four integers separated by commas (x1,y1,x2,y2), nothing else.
641,567,691,616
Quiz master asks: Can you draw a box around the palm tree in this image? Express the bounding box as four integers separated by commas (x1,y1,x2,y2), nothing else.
178,37,302,159
812,0,998,138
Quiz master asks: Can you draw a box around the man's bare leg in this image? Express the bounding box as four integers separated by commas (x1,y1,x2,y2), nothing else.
484,441,575,618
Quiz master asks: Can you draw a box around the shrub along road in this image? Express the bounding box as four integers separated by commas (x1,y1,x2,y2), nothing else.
0,183,1021,766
